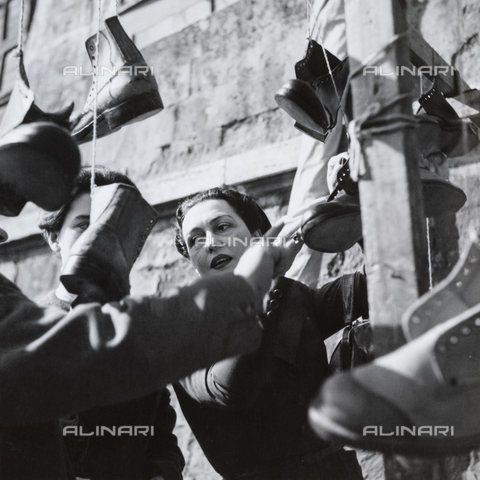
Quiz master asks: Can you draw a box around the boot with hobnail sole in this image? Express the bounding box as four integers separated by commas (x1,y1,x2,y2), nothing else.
403,236,480,340
0,122,81,217
309,302,480,455
71,16,163,144
60,183,158,303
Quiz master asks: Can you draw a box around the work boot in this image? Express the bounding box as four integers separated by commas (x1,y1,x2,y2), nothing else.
309,301,480,455
416,81,479,158
71,16,163,144
403,236,480,340
60,183,158,303
0,52,73,138
300,155,466,253
274,79,329,142
0,122,81,217
275,40,350,142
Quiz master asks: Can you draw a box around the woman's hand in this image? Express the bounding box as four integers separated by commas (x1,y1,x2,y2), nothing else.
234,221,303,297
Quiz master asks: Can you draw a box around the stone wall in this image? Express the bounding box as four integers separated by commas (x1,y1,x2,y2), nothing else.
1,0,480,479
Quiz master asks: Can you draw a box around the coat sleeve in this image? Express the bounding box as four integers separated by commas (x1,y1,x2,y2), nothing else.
0,272,262,426
146,388,185,480
312,272,369,339
178,340,273,410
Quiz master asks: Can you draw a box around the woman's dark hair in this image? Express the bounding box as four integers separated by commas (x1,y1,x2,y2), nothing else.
38,166,136,239
174,187,272,258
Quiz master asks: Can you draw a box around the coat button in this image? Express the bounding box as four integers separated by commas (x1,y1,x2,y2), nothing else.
272,289,283,299
268,299,279,310
266,310,276,320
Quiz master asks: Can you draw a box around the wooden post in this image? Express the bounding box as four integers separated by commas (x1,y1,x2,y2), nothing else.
343,0,438,478
344,0,428,352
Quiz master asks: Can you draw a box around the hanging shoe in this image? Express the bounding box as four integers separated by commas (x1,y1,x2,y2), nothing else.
0,51,74,138
300,155,467,253
296,41,350,133
0,122,81,217
309,301,480,455
274,79,329,142
403,236,480,341
71,16,163,144
274,40,350,142
60,183,158,303
416,81,479,158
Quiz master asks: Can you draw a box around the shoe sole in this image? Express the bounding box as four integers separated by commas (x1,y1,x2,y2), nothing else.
402,239,480,340
308,404,480,456
73,89,164,144
302,209,362,253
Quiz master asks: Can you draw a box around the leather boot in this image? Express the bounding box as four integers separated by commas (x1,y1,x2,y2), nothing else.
71,16,163,144
403,236,480,340
274,79,329,142
416,82,479,158
296,41,350,134
309,301,480,455
274,41,350,142
300,157,467,253
60,183,158,303
0,122,81,216
0,52,73,138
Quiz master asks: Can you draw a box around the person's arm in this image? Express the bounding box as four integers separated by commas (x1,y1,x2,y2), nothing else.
312,271,369,339
178,332,275,410
146,388,185,480
0,272,261,426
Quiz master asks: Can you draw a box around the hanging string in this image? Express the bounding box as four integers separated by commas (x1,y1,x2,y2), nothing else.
426,218,433,290
91,0,103,196
306,0,311,42
14,0,25,61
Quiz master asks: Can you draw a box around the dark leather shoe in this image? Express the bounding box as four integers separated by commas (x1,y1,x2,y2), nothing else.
301,159,466,253
301,192,362,253
403,237,480,340
274,79,329,142
0,52,74,138
60,183,158,303
0,122,81,216
309,302,480,455
71,16,164,144
296,40,350,133
275,41,350,142
416,82,479,158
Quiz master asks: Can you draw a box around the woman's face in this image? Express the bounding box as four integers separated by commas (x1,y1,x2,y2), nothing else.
182,199,257,278
53,192,91,267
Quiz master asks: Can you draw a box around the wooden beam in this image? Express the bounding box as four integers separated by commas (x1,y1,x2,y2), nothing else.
408,27,471,97
344,1,445,479
345,0,428,351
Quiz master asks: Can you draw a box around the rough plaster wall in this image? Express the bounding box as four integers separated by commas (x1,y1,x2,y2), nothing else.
1,0,480,479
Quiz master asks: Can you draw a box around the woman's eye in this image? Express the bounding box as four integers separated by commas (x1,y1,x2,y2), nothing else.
217,223,230,232
76,222,89,231
189,236,201,248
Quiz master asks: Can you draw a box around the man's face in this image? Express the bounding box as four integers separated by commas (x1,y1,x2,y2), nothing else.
55,193,91,267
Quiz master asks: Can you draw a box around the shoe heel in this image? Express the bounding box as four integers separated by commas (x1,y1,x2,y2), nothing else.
103,90,164,131
104,16,143,60
61,255,125,301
